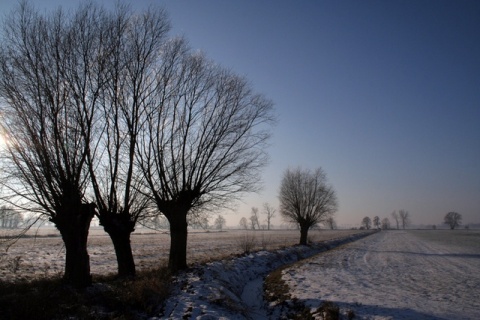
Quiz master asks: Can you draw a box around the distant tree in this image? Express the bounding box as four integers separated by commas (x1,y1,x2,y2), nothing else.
373,216,380,229
279,167,338,245
141,215,169,230
188,212,210,230
399,210,410,229
250,207,260,230
381,217,391,230
262,203,276,230
391,211,400,229
361,216,372,230
214,215,226,230
239,217,248,229
444,211,462,230
325,217,337,230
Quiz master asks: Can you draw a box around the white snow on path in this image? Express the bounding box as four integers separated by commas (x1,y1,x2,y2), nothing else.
281,230,480,320
157,231,374,319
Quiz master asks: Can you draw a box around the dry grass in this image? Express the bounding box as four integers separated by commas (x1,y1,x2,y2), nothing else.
0,266,172,320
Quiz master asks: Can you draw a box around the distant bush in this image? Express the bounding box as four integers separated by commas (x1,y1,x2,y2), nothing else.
236,232,257,254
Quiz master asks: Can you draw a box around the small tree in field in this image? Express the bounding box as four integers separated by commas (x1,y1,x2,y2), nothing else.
391,211,400,229
362,216,372,230
381,217,391,230
444,211,462,230
262,203,276,230
279,167,338,245
239,217,248,230
399,210,410,229
250,207,260,230
325,217,337,230
214,215,226,230
373,216,380,229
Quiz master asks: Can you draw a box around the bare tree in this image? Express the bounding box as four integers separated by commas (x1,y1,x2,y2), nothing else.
324,216,337,230
239,217,248,230
188,212,210,230
250,207,260,230
399,209,410,229
214,215,226,230
279,167,338,245
444,211,462,230
362,216,372,230
0,2,98,288
381,217,391,230
137,41,274,272
391,211,400,229
262,202,276,230
373,216,380,229
78,4,170,278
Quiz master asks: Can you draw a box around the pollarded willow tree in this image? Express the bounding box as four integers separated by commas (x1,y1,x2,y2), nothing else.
80,4,170,279
0,2,96,288
279,167,338,245
138,39,275,272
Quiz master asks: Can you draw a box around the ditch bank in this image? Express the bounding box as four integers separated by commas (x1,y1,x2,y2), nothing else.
158,230,376,319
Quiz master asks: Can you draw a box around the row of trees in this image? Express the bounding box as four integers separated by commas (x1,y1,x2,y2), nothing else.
361,211,465,230
239,203,276,230
361,210,411,230
0,2,274,288
0,206,23,229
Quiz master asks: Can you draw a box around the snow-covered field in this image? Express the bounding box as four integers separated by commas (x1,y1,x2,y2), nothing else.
3,228,478,319
0,227,362,282
280,230,480,320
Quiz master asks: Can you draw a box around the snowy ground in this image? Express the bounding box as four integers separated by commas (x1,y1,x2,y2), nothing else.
0,227,362,282
4,229,476,319
158,231,374,319
280,230,480,320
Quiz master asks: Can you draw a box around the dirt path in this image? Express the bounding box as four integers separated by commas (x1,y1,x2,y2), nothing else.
281,231,480,319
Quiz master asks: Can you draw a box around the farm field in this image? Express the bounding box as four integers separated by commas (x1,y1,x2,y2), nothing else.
3,229,478,319
0,227,363,282
279,230,480,319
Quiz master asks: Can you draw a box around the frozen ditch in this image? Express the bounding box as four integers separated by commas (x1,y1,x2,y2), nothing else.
158,232,374,319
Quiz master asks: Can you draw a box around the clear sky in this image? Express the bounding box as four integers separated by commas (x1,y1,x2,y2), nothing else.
1,1,479,228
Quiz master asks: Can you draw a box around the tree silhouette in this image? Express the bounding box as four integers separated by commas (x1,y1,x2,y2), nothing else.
279,167,338,245
444,211,462,230
137,41,274,272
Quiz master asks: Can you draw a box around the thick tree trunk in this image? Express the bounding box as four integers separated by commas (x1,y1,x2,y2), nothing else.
54,203,95,289
299,223,310,246
168,212,188,273
100,213,136,278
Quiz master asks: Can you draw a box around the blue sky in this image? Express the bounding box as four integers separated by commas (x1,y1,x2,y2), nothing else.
1,1,479,227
